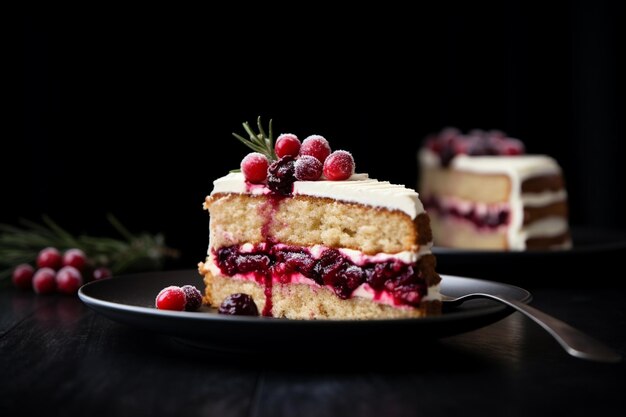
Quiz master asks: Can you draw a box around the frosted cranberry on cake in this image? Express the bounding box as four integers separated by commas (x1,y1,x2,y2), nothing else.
419,128,571,251
198,118,442,319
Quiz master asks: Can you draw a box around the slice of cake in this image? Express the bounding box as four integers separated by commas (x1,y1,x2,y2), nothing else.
418,128,571,251
198,118,442,319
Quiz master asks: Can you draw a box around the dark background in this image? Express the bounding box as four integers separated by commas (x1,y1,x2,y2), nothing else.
14,3,626,267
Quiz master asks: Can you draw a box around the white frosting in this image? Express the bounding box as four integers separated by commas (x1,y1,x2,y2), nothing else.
211,172,424,219
419,149,567,250
522,189,567,207
450,154,562,180
338,243,432,265
519,216,569,240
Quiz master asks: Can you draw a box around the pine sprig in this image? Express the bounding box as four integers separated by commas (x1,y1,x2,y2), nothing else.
0,215,179,283
231,116,277,163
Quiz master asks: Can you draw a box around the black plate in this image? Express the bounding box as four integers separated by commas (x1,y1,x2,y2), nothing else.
78,270,531,353
432,226,626,287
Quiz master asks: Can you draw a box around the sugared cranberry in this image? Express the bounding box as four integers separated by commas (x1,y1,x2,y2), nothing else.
439,147,456,167
466,138,488,156
426,127,526,164
12,264,34,290
155,286,186,311
37,247,62,270
487,130,506,141
92,267,112,280
323,150,355,181
32,267,57,294
218,293,259,316
241,152,269,184
62,248,87,271
294,155,323,181
267,155,296,195
499,138,525,155
181,285,203,311
300,135,331,163
55,266,84,295
275,133,301,158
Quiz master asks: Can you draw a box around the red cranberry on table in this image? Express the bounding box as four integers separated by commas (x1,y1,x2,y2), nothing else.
294,155,323,181
155,286,187,311
241,152,269,184
92,267,112,280
36,247,62,270
32,267,57,294
300,135,331,163
218,293,259,316
62,248,87,271
323,150,355,181
181,285,203,311
55,266,84,295
12,264,35,290
275,133,301,158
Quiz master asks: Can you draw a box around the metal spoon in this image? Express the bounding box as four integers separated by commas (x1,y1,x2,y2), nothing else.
442,293,622,363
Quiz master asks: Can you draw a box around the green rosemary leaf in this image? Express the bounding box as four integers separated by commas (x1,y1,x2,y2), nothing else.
42,215,79,247
230,117,277,165
0,216,178,284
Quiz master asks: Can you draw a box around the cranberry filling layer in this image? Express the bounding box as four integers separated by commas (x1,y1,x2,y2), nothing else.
424,197,509,229
214,245,428,308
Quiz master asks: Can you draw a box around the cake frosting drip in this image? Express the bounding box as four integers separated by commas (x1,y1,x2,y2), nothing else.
211,172,424,219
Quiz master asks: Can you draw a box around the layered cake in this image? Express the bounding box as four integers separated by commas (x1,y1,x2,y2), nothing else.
419,128,571,251
198,119,442,319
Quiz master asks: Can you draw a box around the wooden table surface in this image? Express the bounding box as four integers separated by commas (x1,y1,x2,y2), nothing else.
1,284,624,416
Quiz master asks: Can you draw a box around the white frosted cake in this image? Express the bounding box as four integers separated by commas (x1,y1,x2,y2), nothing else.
419,128,571,251
199,120,442,319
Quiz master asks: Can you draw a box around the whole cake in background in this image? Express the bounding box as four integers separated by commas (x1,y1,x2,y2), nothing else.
418,128,571,251
198,118,442,319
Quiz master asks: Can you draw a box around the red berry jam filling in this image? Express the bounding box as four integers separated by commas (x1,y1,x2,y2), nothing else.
424,197,510,229
214,244,428,312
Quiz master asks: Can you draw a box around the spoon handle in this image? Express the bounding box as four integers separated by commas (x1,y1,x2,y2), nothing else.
476,293,621,363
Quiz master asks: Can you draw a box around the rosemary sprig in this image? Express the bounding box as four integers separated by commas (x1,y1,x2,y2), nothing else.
231,116,276,167
0,215,179,283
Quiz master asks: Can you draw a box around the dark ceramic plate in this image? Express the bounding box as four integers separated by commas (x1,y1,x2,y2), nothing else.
78,270,531,353
432,227,626,286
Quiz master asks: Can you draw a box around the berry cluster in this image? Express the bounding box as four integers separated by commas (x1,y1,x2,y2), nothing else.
11,247,112,295
155,285,203,311
216,246,427,307
425,127,525,166
241,134,356,189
